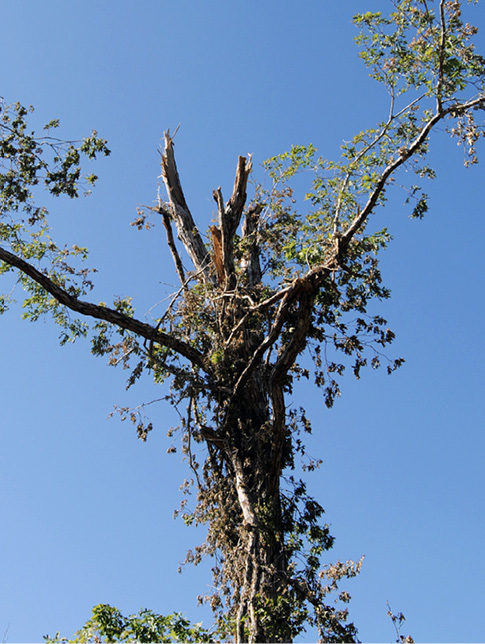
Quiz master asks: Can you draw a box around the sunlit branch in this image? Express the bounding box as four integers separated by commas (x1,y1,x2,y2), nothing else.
341,94,485,246
332,92,426,234
437,0,447,112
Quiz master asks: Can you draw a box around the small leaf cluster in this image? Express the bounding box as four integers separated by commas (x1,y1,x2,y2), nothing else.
1,101,110,209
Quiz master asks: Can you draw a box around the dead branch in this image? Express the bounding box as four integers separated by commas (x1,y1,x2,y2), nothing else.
210,224,225,285
155,204,187,286
212,156,253,290
161,130,214,284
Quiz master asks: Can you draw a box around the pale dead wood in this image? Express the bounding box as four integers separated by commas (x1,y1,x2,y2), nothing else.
161,130,213,283
212,156,253,290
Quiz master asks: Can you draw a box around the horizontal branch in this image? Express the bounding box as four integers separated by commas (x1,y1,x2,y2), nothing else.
0,245,208,371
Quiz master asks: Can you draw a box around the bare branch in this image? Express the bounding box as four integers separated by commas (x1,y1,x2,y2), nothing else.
209,224,225,285
161,130,213,283
227,155,253,222
437,0,447,112
213,155,253,290
144,203,188,287
160,208,187,287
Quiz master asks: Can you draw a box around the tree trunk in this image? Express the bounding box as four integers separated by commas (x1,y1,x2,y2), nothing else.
211,366,292,643
159,131,311,642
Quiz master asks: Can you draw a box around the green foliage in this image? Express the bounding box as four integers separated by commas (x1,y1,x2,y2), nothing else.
0,101,110,208
353,0,485,169
353,0,485,98
0,100,110,337
142,3,482,639
43,604,215,643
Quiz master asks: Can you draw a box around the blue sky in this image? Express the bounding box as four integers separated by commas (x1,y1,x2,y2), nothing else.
1,1,484,642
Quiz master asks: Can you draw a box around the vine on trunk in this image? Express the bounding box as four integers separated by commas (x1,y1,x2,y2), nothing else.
1,2,484,642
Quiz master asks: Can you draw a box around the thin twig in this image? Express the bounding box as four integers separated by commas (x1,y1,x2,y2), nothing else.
436,0,447,113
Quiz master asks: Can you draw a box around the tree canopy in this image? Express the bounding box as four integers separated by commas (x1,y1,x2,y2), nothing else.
44,604,214,644
2,1,484,642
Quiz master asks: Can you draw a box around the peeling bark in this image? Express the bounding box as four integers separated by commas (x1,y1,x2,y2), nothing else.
160,130,214,284
212,155,252,291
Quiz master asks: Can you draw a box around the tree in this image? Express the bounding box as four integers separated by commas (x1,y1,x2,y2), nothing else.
44,604,214,644
1,1,484,641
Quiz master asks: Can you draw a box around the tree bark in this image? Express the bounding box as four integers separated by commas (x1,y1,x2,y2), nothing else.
160,130,214,284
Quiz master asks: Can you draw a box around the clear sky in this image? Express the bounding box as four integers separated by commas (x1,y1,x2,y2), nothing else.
1,1,484,642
